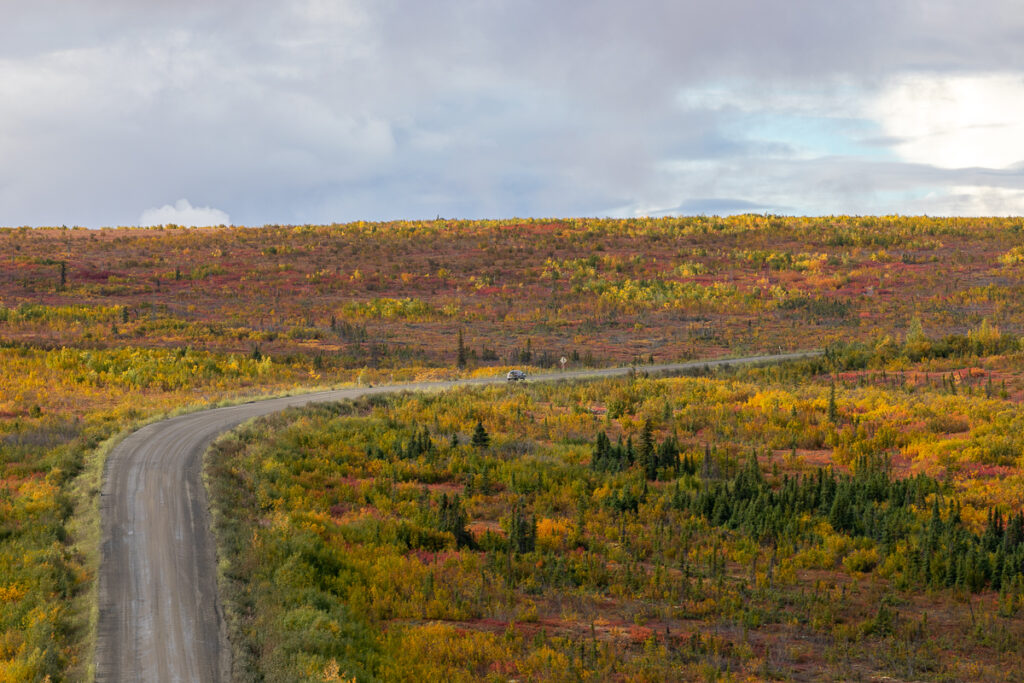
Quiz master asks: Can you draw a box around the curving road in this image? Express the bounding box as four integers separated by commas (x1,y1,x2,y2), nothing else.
94,350,819,682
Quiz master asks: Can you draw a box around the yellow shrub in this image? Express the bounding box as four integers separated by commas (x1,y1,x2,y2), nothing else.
536,517,573,552
842,547,880,574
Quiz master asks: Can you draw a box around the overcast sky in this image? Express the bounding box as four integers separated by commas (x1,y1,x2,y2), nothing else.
2,1,1023,227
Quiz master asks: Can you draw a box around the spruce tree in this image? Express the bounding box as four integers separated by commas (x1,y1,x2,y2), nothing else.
457,328,467,369
508,501,536,554
591,431,611,472
640,420,657,480
438,493,473,548
700,444,720,480
827,380,838,423
471,420,490,449
657,436,680,474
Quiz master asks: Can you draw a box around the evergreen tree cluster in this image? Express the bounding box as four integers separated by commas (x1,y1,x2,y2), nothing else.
590,422,696,480
436,493,473,549
907,502,1024,592
379,426,435,460
506,500,536,554
606,485,643,515
679,453,933,543
589,431,632,473
674,452,1024,593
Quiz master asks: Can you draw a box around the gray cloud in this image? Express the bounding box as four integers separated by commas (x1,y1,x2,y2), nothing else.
1,1,1023,226
658,198,786,216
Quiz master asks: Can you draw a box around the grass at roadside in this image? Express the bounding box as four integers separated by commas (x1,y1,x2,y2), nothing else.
65,429,131,682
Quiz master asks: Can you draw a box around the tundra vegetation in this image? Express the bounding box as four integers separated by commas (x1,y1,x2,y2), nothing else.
207,341,1024,681
1,216,1024,680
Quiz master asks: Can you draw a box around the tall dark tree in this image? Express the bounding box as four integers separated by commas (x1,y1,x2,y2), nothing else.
700,444,720,480
457,328,467,369
508,500,536,554
828,380,838,423
639,419,657,480
438,493,473,548
657,436,680,474
471,420,490,449
590,431,612,471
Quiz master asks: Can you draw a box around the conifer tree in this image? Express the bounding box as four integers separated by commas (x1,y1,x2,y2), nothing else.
471,420,490,449
828,380,838,423
700,444,720,480
438,493,473,548
508,500,536,554
591,431,612,471
457,328,467,369
639,419,657,480
657,436,680,474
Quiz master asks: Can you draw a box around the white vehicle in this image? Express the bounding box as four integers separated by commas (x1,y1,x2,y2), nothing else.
506,369,527,382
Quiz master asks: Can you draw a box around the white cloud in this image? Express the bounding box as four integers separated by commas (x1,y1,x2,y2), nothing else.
909,186,1024,217
870,73,1024,169
139,199,230,227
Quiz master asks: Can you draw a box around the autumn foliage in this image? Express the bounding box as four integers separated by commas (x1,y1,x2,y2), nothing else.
3,215,1024,679
209,338,1024,680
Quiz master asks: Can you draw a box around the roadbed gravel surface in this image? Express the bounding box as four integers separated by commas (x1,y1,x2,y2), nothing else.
94,351,819,682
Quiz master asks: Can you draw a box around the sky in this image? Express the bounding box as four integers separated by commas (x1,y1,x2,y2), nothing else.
2,1,1023,227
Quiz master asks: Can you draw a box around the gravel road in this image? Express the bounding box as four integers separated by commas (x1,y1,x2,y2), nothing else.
93,350,819,682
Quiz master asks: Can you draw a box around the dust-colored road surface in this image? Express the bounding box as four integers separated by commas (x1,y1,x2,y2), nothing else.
94,350,819,682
